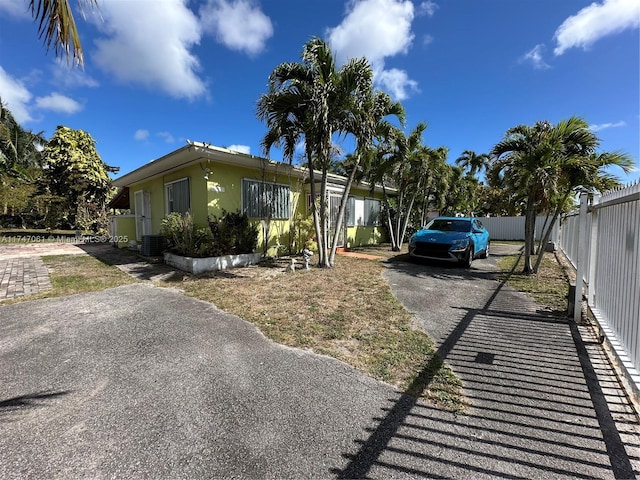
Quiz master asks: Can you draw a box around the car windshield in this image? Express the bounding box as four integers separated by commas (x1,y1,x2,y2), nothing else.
427,219,471,232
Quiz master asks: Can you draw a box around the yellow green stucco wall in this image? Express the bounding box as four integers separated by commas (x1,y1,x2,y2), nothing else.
205,163,304,256
112,160,388,255
110,215,136,247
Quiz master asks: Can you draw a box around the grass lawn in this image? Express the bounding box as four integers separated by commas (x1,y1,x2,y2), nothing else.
0,254,136,305
497,247,571,315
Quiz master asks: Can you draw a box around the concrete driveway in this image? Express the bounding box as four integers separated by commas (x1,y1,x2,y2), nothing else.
1,244,639,478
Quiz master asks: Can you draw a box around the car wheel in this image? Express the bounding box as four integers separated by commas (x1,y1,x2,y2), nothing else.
461,245,473,268
479,241,490,259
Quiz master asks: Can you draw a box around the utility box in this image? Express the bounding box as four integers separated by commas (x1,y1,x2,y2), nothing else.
141,234,165,256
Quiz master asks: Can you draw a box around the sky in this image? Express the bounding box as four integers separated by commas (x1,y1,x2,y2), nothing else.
0,0,639,185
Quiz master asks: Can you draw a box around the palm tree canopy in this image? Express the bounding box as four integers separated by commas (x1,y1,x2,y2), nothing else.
455,150,490,177
29,0,100,66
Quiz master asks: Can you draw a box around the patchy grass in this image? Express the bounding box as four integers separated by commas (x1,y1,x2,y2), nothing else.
160,255,466,412
44,255,137,295
497,251,570,315
2,254,136,305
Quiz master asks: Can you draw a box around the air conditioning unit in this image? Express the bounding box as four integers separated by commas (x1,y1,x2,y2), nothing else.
141,234,165,256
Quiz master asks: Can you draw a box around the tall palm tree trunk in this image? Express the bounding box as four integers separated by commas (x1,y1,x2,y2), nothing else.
329,156,360,266
523,195,537,274
307,153,324,267
532,191,570,273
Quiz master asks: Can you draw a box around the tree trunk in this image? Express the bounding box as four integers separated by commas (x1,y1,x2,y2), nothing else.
392,190,405,251
522,195,536,274
307,153,323,267
318,167,330,267
381,184,398,251
532,193,569,274
398,190,419,251
329,157,359,266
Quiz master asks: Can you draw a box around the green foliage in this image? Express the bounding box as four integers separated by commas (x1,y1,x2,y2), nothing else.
208,210,258,256
292,212,317,253
161,210,258,257
42,125,114,230
161,212,212,257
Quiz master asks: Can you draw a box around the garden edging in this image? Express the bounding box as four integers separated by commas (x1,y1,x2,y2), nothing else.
164,252,262,274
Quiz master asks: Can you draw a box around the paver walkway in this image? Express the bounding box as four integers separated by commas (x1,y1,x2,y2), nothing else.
0,243,86,301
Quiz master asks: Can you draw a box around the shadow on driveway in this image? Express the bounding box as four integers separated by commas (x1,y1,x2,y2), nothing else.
335,250,640,479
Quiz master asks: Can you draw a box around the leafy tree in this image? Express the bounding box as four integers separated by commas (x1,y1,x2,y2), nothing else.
28,0,99,66
257,37,379,267
328,90,404,263
42,125,114,230
0,101,47,223
0,99,45,176
454,150,490,178
366,124,450,250
491,117,632,274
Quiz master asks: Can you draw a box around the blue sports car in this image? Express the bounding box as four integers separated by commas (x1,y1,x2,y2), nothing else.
408,216,490,268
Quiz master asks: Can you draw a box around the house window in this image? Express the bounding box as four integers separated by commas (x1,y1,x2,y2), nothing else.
347,196,380,226
165,178,190,215
364,198,381,226
242,179,290,219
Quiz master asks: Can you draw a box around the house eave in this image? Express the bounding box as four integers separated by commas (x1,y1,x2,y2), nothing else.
112,142,394,194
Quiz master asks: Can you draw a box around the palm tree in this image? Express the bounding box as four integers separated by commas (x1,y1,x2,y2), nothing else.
327,90,404,264
492,116,632,274
455,150,490,178
257,37,375,267
0,100,46,175
28,0,99,66
491,120,562,273
367,123,441,251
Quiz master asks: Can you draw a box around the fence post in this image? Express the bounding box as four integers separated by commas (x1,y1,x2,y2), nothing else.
574,192,589,323
587,193,600,307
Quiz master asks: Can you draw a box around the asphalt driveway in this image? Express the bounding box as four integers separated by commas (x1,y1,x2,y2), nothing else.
1,244,639,478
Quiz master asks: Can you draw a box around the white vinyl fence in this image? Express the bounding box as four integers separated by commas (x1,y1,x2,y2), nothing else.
559,182,640,392
481,215,559,243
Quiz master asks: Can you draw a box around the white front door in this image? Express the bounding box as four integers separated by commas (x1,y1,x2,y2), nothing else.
134,190,152,241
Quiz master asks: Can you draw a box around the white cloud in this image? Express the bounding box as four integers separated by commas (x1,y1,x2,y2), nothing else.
0,66,33,123
92,0,207,100
328,0,415,65
554,0,640,56
157,131,176,143
0,0,30,18
34,92,83,114
227,144,250,154
51,61,99,88
589,121,627,132
521,44,551,70
423,34,434,47
326,0,419,101
134,129,150,141
418,1,438,17
376,68,419,101
199,0,273,56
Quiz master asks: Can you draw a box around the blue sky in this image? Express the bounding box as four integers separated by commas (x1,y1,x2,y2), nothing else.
1,0,638,184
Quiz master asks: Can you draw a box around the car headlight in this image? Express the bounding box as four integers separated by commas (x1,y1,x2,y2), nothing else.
450,238,469,251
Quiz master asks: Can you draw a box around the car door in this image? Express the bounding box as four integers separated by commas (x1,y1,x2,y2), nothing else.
471,219,487,254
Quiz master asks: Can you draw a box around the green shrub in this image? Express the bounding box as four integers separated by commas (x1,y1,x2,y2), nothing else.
292,213,317,253
161,212,212,257
208,210,258,256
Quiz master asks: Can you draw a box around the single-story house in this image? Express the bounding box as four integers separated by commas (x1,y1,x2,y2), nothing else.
108,142,391,256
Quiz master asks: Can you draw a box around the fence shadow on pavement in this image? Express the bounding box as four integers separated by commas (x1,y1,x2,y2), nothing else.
333,255,640,479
